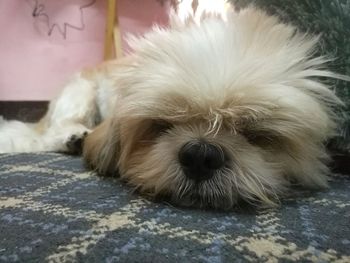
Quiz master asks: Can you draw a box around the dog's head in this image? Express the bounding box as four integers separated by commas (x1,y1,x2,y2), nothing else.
84,8,343,209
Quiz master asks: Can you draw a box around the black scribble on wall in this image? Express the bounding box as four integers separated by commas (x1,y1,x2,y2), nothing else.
27,0,96,39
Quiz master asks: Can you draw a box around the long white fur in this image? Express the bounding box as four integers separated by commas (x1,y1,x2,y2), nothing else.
0,72,114,153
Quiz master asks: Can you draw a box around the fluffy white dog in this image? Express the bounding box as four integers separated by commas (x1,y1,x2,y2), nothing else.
0,6,347,209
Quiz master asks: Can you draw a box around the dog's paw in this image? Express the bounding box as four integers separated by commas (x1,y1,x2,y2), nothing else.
66,131,89,154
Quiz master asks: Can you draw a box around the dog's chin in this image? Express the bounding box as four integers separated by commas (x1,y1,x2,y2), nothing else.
157,171,237,210
166,175,281,210
149,171,273,211
163,181,239,211
122,156,236,210
123,147,282,210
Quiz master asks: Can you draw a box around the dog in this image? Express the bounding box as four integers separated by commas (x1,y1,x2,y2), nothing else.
0,6,347,209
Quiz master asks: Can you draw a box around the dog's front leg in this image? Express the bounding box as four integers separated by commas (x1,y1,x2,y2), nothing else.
38,72,101,153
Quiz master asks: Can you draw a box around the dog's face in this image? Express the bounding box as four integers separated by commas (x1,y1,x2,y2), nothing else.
84,8,341,209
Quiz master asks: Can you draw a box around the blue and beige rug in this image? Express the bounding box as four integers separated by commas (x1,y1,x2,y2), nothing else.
0,153,349,262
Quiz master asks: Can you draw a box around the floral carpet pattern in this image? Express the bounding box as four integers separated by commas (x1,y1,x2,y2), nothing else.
0,153,349,262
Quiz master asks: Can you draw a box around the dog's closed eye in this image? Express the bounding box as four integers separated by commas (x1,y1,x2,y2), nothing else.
244,131,276,146
150,120,173,137
128,119,174,152
241,125,281,148
136,120,173,144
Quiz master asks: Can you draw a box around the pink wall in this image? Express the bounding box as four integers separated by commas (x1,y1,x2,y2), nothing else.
0,0,170,101
118,0,170,52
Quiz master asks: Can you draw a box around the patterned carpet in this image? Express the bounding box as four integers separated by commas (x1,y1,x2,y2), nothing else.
0,153,349,262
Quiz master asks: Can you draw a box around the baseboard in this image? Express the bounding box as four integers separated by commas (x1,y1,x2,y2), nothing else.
0,101,49,122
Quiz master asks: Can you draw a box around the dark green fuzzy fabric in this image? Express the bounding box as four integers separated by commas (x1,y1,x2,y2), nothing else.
231,0,350,151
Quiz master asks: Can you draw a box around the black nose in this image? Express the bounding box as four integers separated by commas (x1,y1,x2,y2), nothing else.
178,141,226,181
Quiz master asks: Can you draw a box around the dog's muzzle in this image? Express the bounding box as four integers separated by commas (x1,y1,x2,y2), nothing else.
178,140,226,182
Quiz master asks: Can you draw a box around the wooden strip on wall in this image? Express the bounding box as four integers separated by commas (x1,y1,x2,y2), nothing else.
113,0,123,59
104,0,117,60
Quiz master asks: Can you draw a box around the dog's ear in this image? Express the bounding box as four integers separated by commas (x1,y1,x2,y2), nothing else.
83,117,120,176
